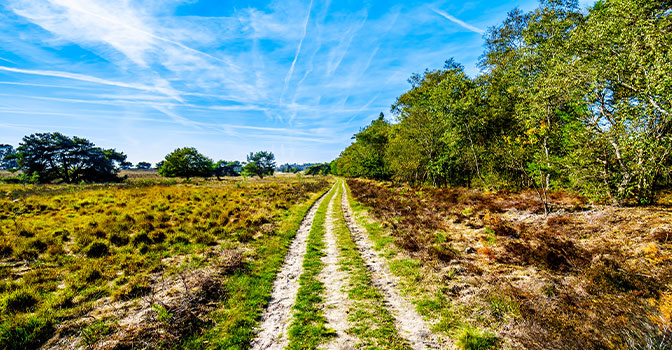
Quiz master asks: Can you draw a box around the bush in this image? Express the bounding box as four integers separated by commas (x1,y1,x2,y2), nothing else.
456,325,499,350
108,232,129,246
132,232,152,246
85,240,109,258
0,315,54,350
4,289,38,313
0,242,12,257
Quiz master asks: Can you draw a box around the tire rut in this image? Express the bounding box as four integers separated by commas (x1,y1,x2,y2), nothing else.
250,184,336,350
319,185,357,350
339,182,442,350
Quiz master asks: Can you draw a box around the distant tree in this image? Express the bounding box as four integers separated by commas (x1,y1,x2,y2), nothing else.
0,144,18,170
12,132,127,183
213,160,243,180
136,162,152,170
120,161,133,170
306,163,330,176
155,160,164,169
242,151,275,178
158,147,213,180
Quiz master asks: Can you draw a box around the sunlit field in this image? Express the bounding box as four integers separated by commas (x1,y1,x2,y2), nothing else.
0,176,331,349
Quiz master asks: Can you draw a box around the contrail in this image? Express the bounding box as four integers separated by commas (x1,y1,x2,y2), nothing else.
0,66,182,101
283,0,313,98
432,8,484,34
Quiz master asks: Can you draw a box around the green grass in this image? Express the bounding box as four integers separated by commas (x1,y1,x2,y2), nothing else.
186,181,333,349
0,177,333,349
343,181,479,345
287,181,340,349
331,183,410,350
455,325,499,350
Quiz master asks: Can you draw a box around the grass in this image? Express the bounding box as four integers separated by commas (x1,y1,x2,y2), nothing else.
331,183,410,350
0,176,333,349
345,178,672,349
187,179,333,349
286,181,339,349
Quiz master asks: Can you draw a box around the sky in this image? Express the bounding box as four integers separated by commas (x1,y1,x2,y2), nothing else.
0,0,596,165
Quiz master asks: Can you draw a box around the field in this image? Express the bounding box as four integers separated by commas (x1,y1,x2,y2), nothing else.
0,176,331,349
1,176,670,350
345,179,672,349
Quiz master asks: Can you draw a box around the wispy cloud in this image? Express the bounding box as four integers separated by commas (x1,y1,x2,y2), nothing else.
0,66,182,100
0,0,506,163
282,0,313,101
432,8,485,34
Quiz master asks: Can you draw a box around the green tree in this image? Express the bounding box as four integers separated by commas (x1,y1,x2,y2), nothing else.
0,144,18,170
12,132,126,183
333,113,391,180
213,160,242,180
242,151,275,178
390,61,482,187
158,147,214,180
305,163,330,175
560,0,672,203
135,162,152,170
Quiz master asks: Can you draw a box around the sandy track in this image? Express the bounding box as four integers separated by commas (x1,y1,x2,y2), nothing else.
340,182,441,350
319,186,357,350
250,184,336,350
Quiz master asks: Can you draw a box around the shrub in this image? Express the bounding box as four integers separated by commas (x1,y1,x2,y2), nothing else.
108,232,129,246
83,269,103,283
170,234,190,245
132,232,152,246
0,242,12,257
456,325,499,350
85,240,109,258
4,289,38,313
0,315,54,350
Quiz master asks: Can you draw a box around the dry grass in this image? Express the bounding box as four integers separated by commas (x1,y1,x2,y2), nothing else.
0,176,330,349
347,179,672,349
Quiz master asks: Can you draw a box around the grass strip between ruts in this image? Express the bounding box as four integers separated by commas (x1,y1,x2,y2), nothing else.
286,180,340,349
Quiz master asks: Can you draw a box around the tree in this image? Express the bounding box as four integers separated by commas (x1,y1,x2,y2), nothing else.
306,163,330,176
12,132,127,183
242,151,275,178
120,161,133,170
559,0,672,203
158,147,214,180
332,113,391,180
136,162,152,170
0,144,18,170
213,160,242,180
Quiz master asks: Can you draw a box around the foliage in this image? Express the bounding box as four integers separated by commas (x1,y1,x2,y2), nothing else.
305,163,330,176
213,160,242,179
158,147,214,179
332,113,391,180
135,162,152,170
333,0,672,206
11,132,127,183
242,151,275,179
0,145,18,170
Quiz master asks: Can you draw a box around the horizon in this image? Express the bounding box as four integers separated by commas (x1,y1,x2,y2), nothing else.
0,0,595,165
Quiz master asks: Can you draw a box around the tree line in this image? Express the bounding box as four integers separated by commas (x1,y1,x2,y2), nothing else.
1,132,277,183
332,0,672,209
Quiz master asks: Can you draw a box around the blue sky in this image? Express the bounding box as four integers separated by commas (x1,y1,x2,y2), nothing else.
0,0,595,165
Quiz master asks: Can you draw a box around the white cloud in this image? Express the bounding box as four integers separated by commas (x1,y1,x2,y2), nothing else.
432,8,485,34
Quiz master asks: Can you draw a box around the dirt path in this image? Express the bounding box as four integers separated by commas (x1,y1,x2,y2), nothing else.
319,187,357,350
340,182,441,350
250,184,335,350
